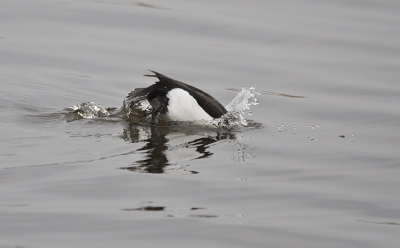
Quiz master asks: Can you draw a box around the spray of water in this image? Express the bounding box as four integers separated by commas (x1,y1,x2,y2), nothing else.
209,85,260,129
123,97,152,123
66,86,260,129
65,102,110,119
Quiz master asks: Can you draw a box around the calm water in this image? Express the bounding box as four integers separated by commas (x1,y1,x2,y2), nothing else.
1,0,400,247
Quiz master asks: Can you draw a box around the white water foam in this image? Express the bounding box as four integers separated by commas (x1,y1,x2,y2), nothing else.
66,86,259,129
123,97,152,122
209,86,260,129
65,102,110,120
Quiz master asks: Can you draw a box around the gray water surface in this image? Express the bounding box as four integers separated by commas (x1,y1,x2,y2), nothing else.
1,0,400,247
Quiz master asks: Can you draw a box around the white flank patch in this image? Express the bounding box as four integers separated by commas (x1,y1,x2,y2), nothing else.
166,88,213,121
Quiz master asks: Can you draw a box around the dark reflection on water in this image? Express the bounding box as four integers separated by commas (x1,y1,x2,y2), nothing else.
120,123,237,174
57,107,259,173
123,206,166,211
122,205,216,218
123,206,205,211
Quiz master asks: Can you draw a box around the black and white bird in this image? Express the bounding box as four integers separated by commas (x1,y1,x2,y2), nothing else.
125,70,227,124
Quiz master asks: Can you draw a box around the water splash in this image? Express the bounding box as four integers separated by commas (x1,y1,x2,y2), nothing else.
66,86,260,129
123,97,152,122
209,85,260,129
64,102,110,121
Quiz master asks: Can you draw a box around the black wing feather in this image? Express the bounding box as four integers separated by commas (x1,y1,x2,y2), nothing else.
145,70,227,118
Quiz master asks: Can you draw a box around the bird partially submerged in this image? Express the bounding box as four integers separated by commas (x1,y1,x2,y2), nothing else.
66,70,259,128
125,70,227,124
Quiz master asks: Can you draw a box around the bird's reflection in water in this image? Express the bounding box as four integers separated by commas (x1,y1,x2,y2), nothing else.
120,123,237,174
